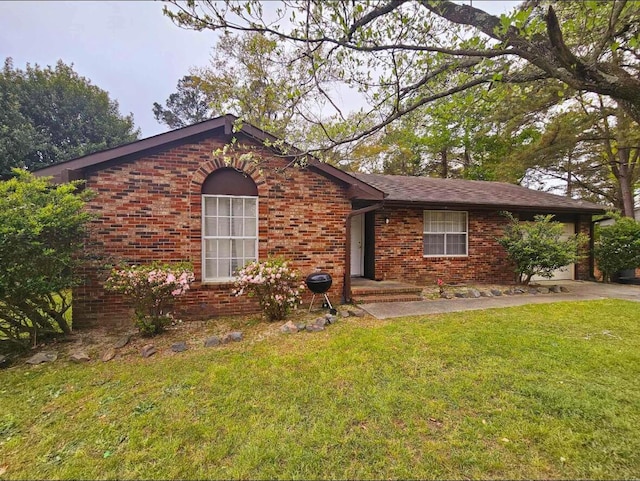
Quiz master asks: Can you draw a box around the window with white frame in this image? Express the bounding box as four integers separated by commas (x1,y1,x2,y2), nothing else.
202,195,258,281
423,210,468,256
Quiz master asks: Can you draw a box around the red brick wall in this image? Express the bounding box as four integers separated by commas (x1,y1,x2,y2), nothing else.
72,132,595,329
576,214,593,280
373,208,515,285
372,208,593,285
74,135,351,329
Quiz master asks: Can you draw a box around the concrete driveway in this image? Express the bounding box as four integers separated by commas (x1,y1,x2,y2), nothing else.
359,281,640,320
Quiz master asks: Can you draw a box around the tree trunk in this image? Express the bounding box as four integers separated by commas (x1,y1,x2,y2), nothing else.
440,149,448,178
463,147,471,171
617,156,636,218
565,153,573,197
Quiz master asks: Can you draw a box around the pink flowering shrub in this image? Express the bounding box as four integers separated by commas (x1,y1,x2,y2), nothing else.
105,262,195,335
233,258,304,321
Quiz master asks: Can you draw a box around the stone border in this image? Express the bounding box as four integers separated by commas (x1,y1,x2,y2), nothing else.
437,285,569,300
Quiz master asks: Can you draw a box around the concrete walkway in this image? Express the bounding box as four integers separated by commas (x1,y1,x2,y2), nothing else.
359,281,640,319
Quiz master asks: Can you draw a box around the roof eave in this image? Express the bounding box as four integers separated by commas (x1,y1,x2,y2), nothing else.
34,115,238,178
30,115,387,201
382,199,606,215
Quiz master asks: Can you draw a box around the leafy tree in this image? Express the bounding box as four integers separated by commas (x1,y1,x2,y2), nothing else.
155,31,325,140
497,212,587,285
0,171,94,347
362,85,541,181
153,75,215,129
0,58,139,175
517,94,640,217
0,67,42,176
163,1,640,142
594,215,640,282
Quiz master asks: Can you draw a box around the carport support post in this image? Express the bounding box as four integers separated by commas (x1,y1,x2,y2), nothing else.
344,203,384,303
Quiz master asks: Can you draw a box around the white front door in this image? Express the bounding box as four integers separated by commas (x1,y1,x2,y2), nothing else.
350,214,364,277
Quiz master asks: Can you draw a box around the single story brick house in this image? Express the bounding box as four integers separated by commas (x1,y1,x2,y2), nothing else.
36,115,605,328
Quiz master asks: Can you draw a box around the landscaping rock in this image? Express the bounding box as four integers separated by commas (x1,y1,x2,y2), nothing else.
504,288,514,295
171,342,188,353
0,354,8,368
479,290,492,297
314,317,327,327
70,351,91,363
349,309,366,317
26,351,57,365
102,348,117,362
306,323,325,332
490,289,503,297
222,331,243,344
528,288,539,295
295,322,307,331
113,334,132,349
454,291,468,298
140,344,156,358
468,288,481,298
537,287,550,294
443,293,454,299
514,287,526,295
325,313,338,324
280,321,298,334
560,286,569,293
550,285,562,293
204,336,221,348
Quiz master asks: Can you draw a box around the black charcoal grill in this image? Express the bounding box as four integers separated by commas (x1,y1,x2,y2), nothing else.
305,272,336,314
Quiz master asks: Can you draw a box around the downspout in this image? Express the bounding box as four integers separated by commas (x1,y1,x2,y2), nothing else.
344,202,384,303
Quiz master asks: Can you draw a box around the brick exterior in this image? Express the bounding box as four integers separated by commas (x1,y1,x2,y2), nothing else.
370,208,593,285
71,131,595,330
575,214,593,280
74,135,351,328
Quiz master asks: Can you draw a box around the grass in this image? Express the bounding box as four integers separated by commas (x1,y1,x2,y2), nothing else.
1,299,639,479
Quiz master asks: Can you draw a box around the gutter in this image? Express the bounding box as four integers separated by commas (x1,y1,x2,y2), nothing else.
344,202,384,303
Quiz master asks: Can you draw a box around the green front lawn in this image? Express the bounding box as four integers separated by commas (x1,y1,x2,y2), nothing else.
1,299,639,479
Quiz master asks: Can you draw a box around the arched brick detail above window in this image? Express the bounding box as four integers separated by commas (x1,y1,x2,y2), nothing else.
201,168,258,196
190,157,265,192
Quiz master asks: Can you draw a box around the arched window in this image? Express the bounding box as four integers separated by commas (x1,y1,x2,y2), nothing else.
202,168,258,281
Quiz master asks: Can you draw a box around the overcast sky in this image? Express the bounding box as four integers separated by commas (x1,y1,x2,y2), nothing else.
1,1,520,139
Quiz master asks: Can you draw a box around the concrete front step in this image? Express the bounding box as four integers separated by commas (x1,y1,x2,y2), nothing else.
352,294,423,304
353,296,423,304
350,279,424,304
351,287,422,296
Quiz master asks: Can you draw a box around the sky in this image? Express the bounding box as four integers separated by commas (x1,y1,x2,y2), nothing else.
1,1,520,139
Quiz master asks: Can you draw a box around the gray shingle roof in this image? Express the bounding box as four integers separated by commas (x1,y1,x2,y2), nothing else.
352,173,605,214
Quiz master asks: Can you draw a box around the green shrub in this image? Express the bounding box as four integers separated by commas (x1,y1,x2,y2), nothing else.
594,215,640,282
497,212,587,285
0,170,93,348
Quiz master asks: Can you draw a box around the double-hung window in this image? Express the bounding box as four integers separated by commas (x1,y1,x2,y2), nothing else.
202,195,258,281
423,210,468,256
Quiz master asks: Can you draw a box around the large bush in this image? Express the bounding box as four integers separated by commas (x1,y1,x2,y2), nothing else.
594,215,640,282
497,212,587,285
0,170,93,347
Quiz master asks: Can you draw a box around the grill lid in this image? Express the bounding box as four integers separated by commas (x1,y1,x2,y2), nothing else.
305,272,333,293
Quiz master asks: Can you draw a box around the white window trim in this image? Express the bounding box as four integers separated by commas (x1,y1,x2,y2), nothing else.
423,210,469,258
202,194,258,283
